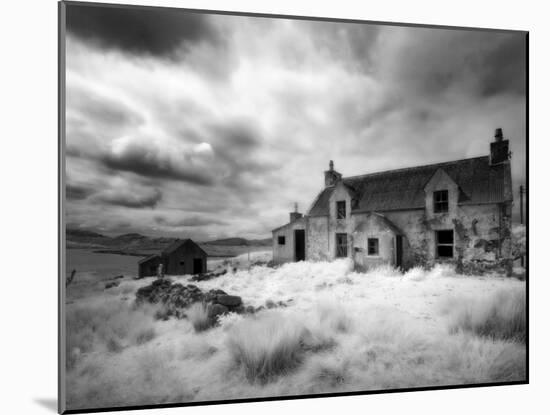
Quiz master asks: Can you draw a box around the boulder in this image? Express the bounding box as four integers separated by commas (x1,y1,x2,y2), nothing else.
207,303,229,319
105,281,120,289
204,288,228,302
134,279,246,325
216,295,242,307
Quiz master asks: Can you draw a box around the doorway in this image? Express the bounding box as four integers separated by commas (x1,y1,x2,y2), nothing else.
193,258,203,274
395,235,403,268
294,229,305,261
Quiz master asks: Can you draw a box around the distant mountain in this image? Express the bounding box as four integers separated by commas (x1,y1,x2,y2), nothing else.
206,237,271,246
66,229,106,239
66,228,272,253
111,233,148,244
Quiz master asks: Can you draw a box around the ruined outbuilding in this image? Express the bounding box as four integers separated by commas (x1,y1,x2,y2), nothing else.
272,129,513,274
138,238,208,277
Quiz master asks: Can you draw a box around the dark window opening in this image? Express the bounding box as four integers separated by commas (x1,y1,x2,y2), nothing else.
179,261,185,266
367,238,379,255
336,200,346,219
434,190,449,213
278,236,286,245
436,230,454,258
336,233,348,258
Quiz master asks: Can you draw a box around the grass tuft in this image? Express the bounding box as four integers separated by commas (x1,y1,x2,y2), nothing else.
187,303,211,332
227,313,306,383
447,288,526,343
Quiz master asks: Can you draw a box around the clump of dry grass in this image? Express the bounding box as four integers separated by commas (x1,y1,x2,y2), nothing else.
135,328,156,345
66,299,159,369
187,303,211,332
446,288,526,343
227,313,306,383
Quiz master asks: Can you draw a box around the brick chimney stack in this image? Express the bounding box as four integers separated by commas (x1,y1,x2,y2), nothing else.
490,128,510,165
289,202,303,222
324,160,342,187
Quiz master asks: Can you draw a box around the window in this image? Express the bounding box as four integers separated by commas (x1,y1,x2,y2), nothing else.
336,233,348,257
367,238,379,255
436,230,454,258
336,200,346,219
278,236,286,245
179,261,185,266
433,190,449,213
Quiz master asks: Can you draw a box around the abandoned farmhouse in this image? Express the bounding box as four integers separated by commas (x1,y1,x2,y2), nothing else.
272,129,513,273
138,239,208,278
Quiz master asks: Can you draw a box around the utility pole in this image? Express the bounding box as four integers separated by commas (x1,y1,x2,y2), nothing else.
519,185,526,267
520,185,525,226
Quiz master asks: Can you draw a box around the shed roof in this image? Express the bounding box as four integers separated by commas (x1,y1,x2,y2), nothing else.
271,216,306,233
308,156,512,216
161,238,208,257
138,254,160,265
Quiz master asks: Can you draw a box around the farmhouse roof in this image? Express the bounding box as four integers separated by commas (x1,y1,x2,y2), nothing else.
161,238,208,257
308,156,512,216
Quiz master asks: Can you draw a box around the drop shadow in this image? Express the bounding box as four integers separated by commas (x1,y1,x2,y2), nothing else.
34,398,57,413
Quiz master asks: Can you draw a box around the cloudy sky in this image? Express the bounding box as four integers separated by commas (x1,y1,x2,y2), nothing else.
64,4,527,240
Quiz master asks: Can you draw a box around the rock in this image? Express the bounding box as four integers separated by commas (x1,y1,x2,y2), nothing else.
191,269,228,282
111,275,124,280
245,305,255,314
105,281,120,289
135,279,246,321
232,305,245,314
204,289,228,302
216,295,242,307
265,299,276,309
207,303,229,319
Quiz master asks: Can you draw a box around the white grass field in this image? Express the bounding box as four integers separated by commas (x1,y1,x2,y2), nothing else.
65,251,526,410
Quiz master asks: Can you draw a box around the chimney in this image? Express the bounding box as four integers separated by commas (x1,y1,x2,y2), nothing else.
490,128,510,165
324,160,342,187
289,202,303,222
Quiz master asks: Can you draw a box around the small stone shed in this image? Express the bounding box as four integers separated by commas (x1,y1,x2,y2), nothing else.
138,238,208,277
273,128,514,274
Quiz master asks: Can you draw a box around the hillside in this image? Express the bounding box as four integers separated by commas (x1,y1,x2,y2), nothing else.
206,237,271,246
66,228,271,257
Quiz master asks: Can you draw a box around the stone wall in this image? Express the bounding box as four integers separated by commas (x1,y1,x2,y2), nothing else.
306,216,330,261
303,202,512,274
384,203,512,273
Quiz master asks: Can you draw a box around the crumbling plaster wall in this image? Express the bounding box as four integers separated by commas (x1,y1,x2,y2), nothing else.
272,219,306,265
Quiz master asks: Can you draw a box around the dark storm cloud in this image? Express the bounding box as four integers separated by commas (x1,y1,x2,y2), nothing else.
66,183,94,200
207,120,277,191
154,215,228,227
381,29,527,100
95,187,162,208
478,33,526,97
66,4,220,57
101,142,215,186
208,120,262,169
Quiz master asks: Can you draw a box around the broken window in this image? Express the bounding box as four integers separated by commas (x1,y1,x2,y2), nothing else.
436,230,454,258
336,200,346,219
336,233,348,257
278,236,286,245
367,238,379,255
434,190,449,213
